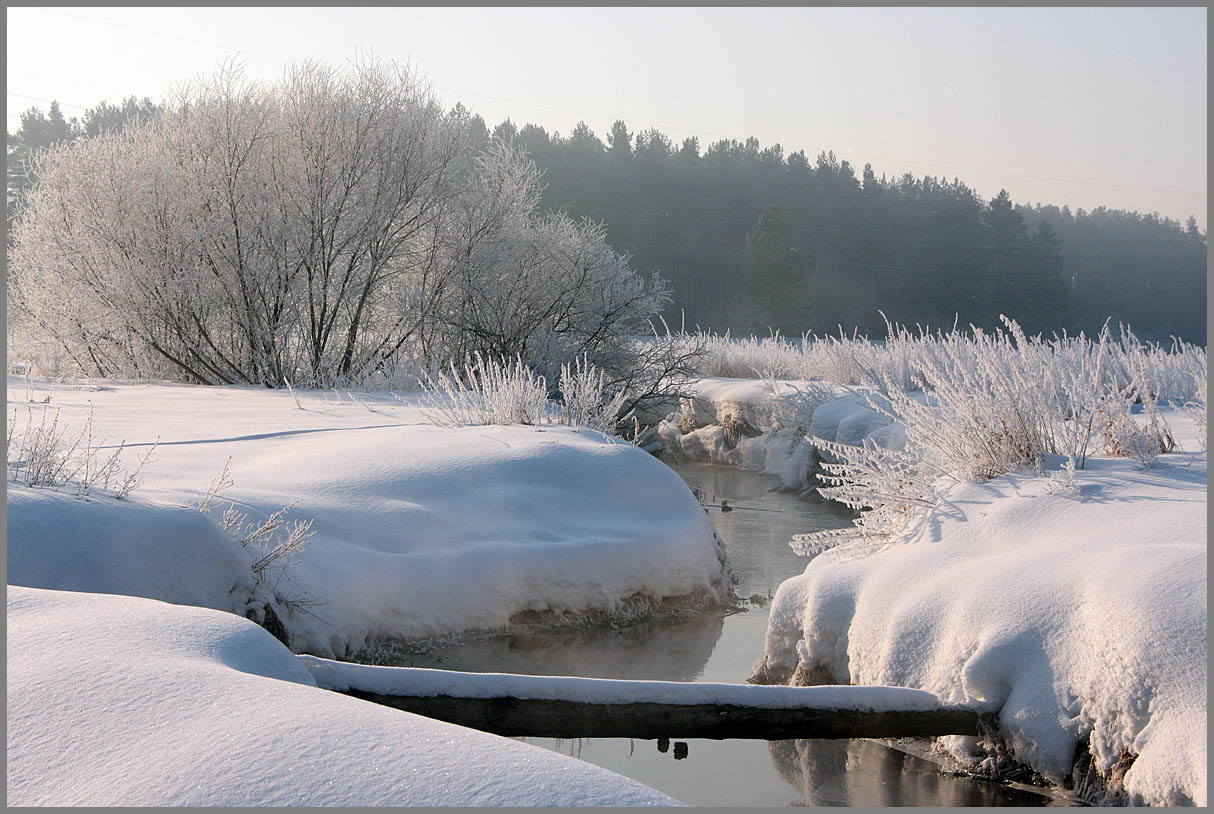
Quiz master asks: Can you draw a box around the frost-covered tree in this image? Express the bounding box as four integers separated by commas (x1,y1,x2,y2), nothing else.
426,141,684,412
10,57,686,409
12,59,465,385
7,101,78,236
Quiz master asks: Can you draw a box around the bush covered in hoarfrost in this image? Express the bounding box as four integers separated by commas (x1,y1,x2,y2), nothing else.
8,58,684,413
784,317,1205,554
687,317,927,391
690,315,1203,401
420,353,629,436
6,406,157,499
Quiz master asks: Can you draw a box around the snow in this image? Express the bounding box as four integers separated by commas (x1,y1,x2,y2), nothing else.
6,585,679,806
678,376,812,430
820,399,892,448
6,377,727,657
671,374,1206,804
301,655,961,712
754,414,1207,806
657,377,898,487
10,371,1205,805
7,484,254,614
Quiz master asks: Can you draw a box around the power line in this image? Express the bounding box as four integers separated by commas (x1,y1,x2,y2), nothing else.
8,93,90,111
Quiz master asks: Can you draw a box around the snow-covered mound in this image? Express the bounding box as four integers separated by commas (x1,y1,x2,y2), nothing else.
753,443,1207,806
657,377,898,489
6,586,678,806
273,423,728,656
6,378,727,657
7,484,254,614
675,376,815,430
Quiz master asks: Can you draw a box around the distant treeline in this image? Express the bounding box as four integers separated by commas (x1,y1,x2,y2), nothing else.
491,117,1207,344
8,100,1208,344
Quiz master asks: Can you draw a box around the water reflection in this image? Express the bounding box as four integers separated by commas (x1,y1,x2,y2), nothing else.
351,462,1051,806
770,739,1049,807
514,735,1050,807
364,611,724,681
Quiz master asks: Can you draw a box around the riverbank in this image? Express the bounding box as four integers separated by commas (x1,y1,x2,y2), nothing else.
655,376,903,491
6,375,737,805
7,377,728,657
663,375,1207,806
5,585,679,806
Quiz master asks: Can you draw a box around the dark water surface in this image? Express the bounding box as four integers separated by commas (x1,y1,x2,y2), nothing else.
362,462,1053,806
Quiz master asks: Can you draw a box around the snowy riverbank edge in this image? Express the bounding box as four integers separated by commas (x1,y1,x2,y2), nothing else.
5,586,680,806
6,377,735,804
6,377,729,657
669,376,1207,806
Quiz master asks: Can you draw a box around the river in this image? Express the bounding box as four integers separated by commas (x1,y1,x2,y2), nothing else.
357,461,1056,806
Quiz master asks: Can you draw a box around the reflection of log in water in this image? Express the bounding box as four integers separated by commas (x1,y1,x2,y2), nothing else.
342,690,987,740
768,740,1053,807
356,610,726,681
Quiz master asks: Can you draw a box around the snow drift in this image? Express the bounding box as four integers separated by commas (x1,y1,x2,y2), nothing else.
5,378,728,657
6,586,679,806
657,377,898,490
753,442,1207,806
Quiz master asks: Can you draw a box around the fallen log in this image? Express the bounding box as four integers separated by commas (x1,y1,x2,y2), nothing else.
342,689,987,740
300,656,990,741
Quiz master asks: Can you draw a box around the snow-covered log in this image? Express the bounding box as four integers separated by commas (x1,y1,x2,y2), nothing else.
301,657,988,739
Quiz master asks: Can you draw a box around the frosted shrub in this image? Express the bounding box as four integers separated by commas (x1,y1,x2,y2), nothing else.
609,324,706,420
693,331,807,379
1185,371,1206,451
849,317,1193,479
557,355,629,435
1106,326,1206,403
689,316,928,391
688,316,1206,407
196,459,319,623
421,354,550,427
8,408,77,488
417,142,681,415
869,318,927,394
1043,456,1081,498
794,316,1203,555
863,319,1058,481
1099,409,1174,469
758,370,836,432
9,60,674,400
791,438,936,554
801,329,870,386
7,407,156,498
420,353,630,435
235,504,317,594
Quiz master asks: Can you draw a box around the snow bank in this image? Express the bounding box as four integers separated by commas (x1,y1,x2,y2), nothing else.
678,376,812,430
301,655,959,711
657,377,897,489
6,378,727,657
275,423,728,656
754,439,1207,806
6,586,678,806
7,484,254,614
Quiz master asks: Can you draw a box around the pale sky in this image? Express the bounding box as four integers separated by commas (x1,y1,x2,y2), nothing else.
6,6,1208,229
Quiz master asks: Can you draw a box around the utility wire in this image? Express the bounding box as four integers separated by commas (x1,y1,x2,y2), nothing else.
8,93,90,111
